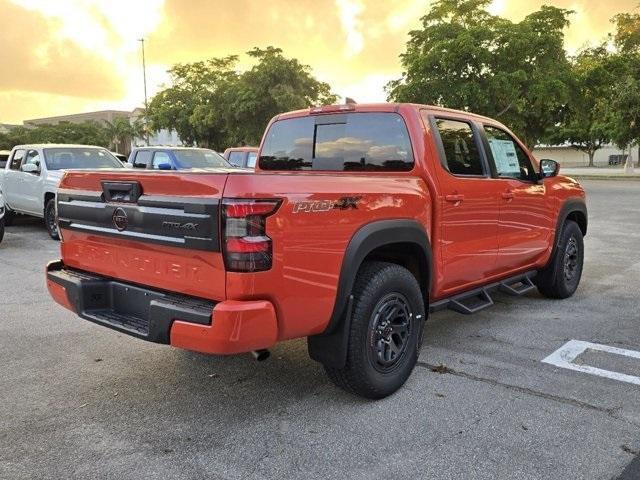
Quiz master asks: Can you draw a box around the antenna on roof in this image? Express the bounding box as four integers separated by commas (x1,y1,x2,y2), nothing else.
345,97,357,104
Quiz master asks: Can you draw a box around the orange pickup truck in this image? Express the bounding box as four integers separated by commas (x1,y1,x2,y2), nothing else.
46,103,587,398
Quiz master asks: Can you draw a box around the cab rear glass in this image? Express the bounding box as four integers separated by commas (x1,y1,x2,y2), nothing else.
259,112,414,171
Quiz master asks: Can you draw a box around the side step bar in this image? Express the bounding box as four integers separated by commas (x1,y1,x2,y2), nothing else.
430,271,537,315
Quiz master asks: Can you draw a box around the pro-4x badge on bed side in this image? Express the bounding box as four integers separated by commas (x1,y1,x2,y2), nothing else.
292,196,362,214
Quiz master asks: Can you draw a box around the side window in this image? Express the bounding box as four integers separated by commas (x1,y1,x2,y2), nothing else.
228,151,245,167
9,149,25,170
246,152,257,168
152,151,171,169
133,150,152,169
484,126,536,182
24,150,41,167
433,118,484,176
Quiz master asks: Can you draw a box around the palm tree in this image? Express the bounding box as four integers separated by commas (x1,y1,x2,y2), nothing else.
104,117,133,153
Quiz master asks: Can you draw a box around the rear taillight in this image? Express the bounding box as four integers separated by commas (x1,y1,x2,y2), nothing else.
222,199,281,272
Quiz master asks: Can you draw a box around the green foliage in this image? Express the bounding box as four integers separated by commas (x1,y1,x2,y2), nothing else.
612,13,640,54
0,121,111,150
605,14,640,152
147,47,338,150
548,47,623,165
386,0,573,148
104,116,136,153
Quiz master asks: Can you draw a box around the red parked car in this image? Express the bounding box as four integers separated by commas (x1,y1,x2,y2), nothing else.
223,146,259,168
47,103,586,398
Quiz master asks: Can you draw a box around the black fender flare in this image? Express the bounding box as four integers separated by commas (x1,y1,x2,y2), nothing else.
307,219,432,369
547,198,588,267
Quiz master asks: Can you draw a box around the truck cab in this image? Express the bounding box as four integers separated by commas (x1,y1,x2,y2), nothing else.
1,144,123,239
127,147,231,170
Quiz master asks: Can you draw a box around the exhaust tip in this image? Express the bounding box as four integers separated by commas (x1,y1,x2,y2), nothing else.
251,349,270,361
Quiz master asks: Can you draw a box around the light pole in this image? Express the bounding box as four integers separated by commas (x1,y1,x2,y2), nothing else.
138,38,149,146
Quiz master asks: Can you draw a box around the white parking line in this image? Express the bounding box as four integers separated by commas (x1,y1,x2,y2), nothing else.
542,340,640,386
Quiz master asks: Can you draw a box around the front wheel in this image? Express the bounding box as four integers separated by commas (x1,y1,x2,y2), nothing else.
0,216,4,244
536,220,584,299
45,198,59,240
324,262,425,399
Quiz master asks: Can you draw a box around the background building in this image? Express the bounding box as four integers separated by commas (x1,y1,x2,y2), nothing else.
532,144,638,167
23,109,181,156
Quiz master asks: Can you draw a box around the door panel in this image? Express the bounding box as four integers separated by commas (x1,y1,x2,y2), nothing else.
496,179,554,269
21,150,44,214
482,125,555,270
428,116,502,295
4,149,26,211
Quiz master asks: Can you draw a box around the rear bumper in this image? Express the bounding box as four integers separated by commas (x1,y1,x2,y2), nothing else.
46,260,278,354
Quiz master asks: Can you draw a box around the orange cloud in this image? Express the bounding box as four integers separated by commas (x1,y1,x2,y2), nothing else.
0,0,639,124
0,1,123,99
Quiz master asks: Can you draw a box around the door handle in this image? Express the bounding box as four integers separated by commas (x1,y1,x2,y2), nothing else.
445,194,465,203
501,191,515,200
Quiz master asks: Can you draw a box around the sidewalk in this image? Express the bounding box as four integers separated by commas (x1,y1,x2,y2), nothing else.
561,166,640,180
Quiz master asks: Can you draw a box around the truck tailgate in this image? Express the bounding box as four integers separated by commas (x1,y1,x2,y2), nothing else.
56,170,229,301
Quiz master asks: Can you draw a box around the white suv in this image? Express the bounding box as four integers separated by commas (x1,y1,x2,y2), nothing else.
0,144,123,239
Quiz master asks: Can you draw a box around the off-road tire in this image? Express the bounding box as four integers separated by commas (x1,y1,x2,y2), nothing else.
324,261,425,399
536,220,584,299
45,198,59,240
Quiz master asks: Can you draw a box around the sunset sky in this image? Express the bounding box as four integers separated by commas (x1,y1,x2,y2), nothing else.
1,0,638,124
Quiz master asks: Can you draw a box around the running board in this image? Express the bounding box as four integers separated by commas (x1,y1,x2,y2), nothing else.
430,271,537,315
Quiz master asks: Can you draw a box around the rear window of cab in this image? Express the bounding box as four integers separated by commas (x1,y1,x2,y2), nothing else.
259,112,414,171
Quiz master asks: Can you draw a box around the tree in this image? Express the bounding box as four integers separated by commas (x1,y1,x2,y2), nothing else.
550,47,624,166
386,0,573,148
607,13,640,165
0,121,111,150
228,47,338,145
148,56,239,147
104,116,133,153
147,47,338,151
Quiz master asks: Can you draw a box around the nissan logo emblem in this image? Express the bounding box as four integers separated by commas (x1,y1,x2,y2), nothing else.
112,207,128,231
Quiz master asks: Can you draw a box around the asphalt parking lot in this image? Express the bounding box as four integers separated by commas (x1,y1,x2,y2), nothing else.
1,179,639,480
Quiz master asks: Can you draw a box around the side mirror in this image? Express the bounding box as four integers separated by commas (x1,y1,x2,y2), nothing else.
539,159,560,179
157,162,173,170
21,163,39,174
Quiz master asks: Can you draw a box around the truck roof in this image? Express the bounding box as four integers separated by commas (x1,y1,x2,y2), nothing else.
130,146,210,150
275,102,495,123
11,144,108,149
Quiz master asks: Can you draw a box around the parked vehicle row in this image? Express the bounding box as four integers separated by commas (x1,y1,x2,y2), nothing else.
0,144,252,242
44,102,587,399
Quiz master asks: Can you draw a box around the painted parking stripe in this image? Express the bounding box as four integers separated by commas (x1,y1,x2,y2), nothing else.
542,340,640,386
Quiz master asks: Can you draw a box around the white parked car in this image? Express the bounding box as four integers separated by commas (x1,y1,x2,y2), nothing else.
0,144,123,239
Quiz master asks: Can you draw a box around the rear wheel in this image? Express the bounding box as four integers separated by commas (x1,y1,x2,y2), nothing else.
0,216,4,243
45,198,59,240
324,262,425,399
536,220,584,299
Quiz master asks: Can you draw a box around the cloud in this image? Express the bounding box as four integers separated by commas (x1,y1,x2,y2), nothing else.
1,0,639,124
335,0,365,56
0,1,124,100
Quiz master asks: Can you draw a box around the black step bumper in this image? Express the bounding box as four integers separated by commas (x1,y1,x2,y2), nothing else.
46,261,216,344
